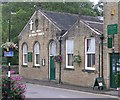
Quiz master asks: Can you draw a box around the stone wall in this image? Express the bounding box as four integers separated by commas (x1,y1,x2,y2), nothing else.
19,10,103,87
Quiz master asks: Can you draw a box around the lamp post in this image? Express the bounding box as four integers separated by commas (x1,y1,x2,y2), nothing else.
100,34,104,78
98,41,101,78
58,30,66,84
58,33,62,84
7,3,11,100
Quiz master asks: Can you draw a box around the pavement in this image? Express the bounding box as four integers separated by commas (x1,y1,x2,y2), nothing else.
21,78,120,98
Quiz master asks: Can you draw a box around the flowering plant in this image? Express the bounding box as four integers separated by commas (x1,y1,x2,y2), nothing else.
54,55,62,63
1,42,18,51
73,55,81,63
2,70,26,100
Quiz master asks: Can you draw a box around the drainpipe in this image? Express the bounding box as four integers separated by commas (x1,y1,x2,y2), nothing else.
100,34,104,78
58,33,62,84
58,30,66,84
98,41,101,78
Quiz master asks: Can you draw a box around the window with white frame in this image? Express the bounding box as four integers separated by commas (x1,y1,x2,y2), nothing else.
66,40,74,69
85,38,95,70
23,43,28,65
34,42,40,66
50,41,56,56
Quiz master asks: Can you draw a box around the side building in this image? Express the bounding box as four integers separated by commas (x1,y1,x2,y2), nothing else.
103,2,120,89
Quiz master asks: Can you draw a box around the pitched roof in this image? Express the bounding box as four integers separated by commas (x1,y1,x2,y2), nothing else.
43,11,103,33
43,11,78,30
81,15,103,33
19,10,103,37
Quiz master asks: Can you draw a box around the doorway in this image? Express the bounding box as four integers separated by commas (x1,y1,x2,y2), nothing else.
110,53,119,88
49,41,56,80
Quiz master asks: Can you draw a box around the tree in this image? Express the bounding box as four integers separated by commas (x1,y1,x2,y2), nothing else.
2,2,100,65
94,1,103,16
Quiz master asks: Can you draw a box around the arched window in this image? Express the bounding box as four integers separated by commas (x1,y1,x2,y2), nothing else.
23,43,28,65
34,42,40,66
50,41,56,56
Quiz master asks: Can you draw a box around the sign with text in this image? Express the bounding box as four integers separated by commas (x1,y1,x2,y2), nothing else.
4,51,14,57
107,24,118,35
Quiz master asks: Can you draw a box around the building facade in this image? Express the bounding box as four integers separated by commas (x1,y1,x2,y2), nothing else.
18,9,105,88
103,2,120,89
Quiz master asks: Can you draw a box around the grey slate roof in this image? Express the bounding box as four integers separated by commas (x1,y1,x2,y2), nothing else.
81,15,103,33
43,11,103,33
85,21,103,33
44,11,78,30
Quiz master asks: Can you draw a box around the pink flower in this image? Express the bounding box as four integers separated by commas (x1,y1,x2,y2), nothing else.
18,91,21,95
4,84,6,87
10,70,15,74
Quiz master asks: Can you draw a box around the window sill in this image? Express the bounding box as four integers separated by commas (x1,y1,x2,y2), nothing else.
82,69,97,73
21,65,28,67
64,68,75,71
33,65,40,68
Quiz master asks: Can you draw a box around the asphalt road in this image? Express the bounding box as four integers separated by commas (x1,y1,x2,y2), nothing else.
25,83,119,100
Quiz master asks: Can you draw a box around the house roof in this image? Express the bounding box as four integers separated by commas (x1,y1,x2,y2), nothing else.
43,11,78,31
81,15,103,33
43,11,103,33
19,10,103,37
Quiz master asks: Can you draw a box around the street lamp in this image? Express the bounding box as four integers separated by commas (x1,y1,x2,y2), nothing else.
58,30,66,84
7,3,11,100
100,34,104,78
98,41,101,78
58,33,62,84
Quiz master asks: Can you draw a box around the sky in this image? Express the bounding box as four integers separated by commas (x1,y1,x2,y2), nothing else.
90,0,99,5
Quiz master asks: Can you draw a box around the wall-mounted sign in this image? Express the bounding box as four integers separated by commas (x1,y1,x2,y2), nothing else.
28,52,32,62
107,24,118,35
4,51,14,57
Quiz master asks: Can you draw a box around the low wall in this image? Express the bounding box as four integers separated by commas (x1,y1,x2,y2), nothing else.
2,65,19,74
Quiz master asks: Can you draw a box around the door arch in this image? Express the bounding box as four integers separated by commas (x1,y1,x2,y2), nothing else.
49,41,56,80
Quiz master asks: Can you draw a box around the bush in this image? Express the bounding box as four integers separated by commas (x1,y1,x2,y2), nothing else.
2,71,26,100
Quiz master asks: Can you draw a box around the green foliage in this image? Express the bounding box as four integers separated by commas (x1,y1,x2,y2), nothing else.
2,2,99,65
73,55,81,63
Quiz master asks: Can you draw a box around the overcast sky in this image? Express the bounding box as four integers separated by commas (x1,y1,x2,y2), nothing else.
90,0,99,5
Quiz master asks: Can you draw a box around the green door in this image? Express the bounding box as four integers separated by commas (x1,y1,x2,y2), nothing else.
110,53,119,88
50,56,56,80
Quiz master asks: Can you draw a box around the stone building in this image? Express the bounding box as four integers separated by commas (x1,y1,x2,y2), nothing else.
103,2,120,89
18,9,103,88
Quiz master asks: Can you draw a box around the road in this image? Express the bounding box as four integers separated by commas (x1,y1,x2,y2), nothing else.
25,83,118,99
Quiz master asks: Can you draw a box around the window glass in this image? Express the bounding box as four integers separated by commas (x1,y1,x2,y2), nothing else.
50,41,56,56
23,43,28,65
86,38,95,70
34,42,40,66
66,40,74,68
